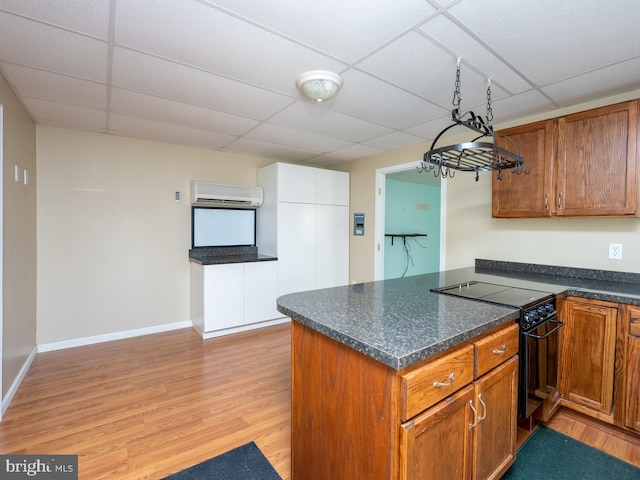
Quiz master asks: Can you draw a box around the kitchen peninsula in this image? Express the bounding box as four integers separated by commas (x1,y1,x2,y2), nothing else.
277,260,640,479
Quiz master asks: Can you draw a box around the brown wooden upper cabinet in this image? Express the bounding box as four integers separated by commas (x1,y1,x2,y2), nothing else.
493,100,639,217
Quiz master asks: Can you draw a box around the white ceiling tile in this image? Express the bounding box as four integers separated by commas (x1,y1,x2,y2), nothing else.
0,0,110,39
245,123,352,152
110,88,260,136
404,115,457,142
111,48,295,120
419,15,531,94
488,90,557,125
329,143,385,159
115,0,346,95
223,137,321,162
108,113,235,150
448,0,640,85
1,63,107,109
208,0,437,63
23,97,106,130
362,131,426,150
271,102,393,142
542,58,640,107
357,31,507,111
330,69,448,129
0,11,107,81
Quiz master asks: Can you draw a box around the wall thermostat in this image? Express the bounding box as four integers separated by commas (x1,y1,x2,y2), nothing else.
353,213,365,236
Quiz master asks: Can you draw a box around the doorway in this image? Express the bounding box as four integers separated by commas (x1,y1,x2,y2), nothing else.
374,161,446,281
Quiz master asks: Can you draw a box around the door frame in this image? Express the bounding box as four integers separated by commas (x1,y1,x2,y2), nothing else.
0,105,4,420
374,161,447,281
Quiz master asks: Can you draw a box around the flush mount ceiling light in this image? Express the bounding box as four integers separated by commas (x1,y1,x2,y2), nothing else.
418,59,527,182
295,70,343,102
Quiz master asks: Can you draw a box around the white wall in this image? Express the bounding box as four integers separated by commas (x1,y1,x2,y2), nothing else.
36,126,273,346
1,72,37,403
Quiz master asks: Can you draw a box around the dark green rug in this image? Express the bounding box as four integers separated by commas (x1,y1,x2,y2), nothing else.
503,424,640,479
161,442,281,480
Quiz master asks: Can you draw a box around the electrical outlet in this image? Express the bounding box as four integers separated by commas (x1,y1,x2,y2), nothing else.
608,243,623,260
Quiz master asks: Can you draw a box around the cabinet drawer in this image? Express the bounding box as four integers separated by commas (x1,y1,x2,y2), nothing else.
400,345,474,421
630,315,640,337
475,323,520,377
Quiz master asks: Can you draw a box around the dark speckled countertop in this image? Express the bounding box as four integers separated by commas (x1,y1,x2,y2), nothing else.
189,246,277,265
277,259,640,371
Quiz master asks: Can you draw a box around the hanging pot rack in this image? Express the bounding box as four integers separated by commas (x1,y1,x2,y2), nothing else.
418,59,527,181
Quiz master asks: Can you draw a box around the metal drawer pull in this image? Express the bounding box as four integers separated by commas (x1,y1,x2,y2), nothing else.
469,400,478,431
478,394,487,424
433,373,455,387
492,345,508,354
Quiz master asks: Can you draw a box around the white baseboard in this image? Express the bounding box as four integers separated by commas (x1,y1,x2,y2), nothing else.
37,320,193,353
2,346,37,416
199,317,290,340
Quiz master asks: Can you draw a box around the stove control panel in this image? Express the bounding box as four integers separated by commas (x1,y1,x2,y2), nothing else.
521,300,557,330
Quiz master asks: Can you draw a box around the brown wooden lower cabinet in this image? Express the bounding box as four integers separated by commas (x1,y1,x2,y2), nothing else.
624,304,640,433
291,321,519,480
558,297,618,422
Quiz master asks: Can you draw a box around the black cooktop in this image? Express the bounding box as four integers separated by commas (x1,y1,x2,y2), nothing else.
431,281,554,308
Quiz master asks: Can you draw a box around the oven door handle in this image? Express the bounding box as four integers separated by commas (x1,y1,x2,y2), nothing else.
523,319,564,339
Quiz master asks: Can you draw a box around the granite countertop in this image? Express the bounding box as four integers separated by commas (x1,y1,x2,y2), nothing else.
277,259,640,371
188,246,277,265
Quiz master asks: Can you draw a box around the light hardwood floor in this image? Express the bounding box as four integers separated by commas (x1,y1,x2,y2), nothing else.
0,324,292,479
1,323,638,479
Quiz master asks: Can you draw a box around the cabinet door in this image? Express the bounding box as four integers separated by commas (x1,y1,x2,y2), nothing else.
624,305,640,432
277,202,317,296
472,356,518,480
400,385,474,480
493,120,555,218
556,100,638,216
559,298,618,419
276,163,317,204
243,261,281,324
317,168,349,206
316,204,349,289
203,263,244,331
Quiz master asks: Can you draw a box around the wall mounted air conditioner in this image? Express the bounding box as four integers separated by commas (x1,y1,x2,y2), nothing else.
191,181,263,208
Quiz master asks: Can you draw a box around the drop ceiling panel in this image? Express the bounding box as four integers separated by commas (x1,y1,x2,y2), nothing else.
271,102,393,142
0,11,107,81
0,0,110,39
362,131,427,150
418,15,531,94
542,57,640,107
245,123,352,152
357,31,507,111
115,0,346,94
449,0,640,86
331,69,448,129
110,88,260,136
24,97,106,131
208,0,437,63
1,63,107,110
111,48,294,120
223,137,321,162
108,113,236,150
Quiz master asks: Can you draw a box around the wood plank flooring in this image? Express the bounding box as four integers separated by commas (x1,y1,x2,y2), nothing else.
0,324,292,479
1,323,638,479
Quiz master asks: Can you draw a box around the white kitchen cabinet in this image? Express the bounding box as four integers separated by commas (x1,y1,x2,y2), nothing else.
316,204,349,289
191,260,284,339
258,162,349,297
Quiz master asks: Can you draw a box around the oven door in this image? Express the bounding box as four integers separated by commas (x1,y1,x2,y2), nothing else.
520,317,564,418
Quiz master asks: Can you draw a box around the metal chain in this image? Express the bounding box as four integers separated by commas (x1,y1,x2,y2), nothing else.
485,79,493,124
452,60,461,109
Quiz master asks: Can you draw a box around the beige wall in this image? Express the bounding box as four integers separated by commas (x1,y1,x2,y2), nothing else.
36,126,275,345
1,72,37,400
343,89,640,282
